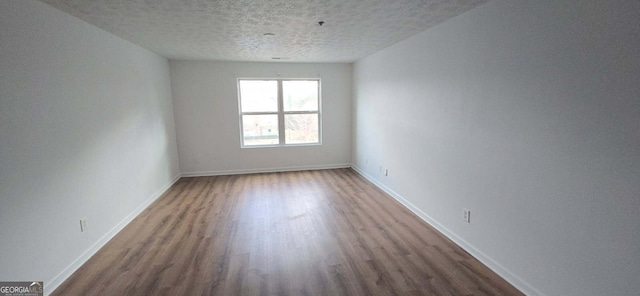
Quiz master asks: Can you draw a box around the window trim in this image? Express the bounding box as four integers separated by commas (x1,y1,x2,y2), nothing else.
237,78,322,148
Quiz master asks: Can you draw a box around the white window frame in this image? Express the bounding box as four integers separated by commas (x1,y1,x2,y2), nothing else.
237,78,322,148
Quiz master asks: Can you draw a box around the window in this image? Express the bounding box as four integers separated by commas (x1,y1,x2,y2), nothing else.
238,79,321,147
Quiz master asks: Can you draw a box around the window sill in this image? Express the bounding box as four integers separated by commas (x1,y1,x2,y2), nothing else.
240,142,322,149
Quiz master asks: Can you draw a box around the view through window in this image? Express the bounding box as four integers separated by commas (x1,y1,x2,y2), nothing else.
238,79,320,147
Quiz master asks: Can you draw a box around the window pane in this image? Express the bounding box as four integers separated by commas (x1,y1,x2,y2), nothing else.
283,80,318,112
239,80,278,112
285,114,319,144
242,114,279,146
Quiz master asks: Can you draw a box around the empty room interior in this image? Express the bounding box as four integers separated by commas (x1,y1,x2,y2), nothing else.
1,0,639,295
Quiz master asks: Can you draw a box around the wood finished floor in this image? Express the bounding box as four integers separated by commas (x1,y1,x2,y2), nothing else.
52,169,523,296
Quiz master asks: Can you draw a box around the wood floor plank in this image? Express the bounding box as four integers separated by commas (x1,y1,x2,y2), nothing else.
51,169,523,296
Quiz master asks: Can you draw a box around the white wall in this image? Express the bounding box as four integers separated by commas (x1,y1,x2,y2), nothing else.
352,0,640,295
171,61,352,175
0,1,180,294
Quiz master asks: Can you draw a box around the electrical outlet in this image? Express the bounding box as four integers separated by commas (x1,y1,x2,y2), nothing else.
80,218,87,232
463,209,471,223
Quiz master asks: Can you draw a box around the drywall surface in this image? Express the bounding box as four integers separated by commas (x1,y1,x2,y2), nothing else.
0,1,180,294
352,0,640,295
170,61,352,175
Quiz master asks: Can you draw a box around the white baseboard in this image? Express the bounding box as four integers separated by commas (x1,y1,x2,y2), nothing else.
350,165,545,296
45,173,181,296
45,165,541,295
181,163,351,177
45,165,349,294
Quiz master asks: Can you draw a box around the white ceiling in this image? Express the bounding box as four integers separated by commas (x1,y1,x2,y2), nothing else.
39,0,488,63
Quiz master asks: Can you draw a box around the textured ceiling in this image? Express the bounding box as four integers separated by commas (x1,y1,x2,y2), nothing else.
39,0,488,62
